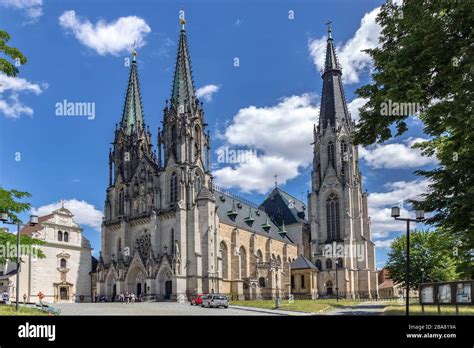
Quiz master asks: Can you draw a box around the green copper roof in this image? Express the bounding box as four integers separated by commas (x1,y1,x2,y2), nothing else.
170,28,197,114
121,60,145,135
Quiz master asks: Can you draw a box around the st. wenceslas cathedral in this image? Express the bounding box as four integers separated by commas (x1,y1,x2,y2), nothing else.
96,19,377,301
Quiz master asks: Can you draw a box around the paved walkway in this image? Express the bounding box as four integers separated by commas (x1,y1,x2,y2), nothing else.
326,302,388,315
53,302,278,316
229,305,314,316
52,301,388,316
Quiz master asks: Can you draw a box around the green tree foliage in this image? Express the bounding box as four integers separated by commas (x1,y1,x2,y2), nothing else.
0,30,27,77
0,187,45,264
386,230,460,289
354,1,473,276
0,231,45,264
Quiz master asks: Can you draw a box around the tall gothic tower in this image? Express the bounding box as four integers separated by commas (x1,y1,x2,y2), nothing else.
308,25,377,298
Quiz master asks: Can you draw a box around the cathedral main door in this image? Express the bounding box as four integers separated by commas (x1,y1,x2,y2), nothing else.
165,281,172,299
137,283,142,296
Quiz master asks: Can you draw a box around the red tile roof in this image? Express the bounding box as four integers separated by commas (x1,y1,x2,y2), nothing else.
20,214,54,236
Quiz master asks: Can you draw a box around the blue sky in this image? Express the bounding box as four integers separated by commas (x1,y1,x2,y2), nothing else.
0,0,437,268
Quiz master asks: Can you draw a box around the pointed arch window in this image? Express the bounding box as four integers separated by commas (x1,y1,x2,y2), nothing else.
220,242,229,279
170,172,178,204
171,228,175,254
327,141,335,169
326,193,341,241
171,125,178,160
194,125,201,161
337,257,343,269
340,141,348,175
194,173,201,194
326,258,332,270
119,189,125,215
315,259,322,271
239,246,247,279
117,237,122,255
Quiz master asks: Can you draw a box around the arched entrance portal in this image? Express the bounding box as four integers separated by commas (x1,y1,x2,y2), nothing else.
105,273,116,300
60,287,68,300
156,267,173,300
326,281,333,296
165,281,172,299
125,265,147,296
137,283,142,297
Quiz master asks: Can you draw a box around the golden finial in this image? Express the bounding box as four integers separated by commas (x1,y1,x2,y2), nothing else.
180,18,186,30
132,49,137,61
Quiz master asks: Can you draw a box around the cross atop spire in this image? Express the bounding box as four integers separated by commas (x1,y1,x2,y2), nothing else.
326,19,332,39
324,21,340,73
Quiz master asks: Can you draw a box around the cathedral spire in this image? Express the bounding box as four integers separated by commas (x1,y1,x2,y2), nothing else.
120,50,145,135
324,20,341,74
319,23,350,130
170,17,197,114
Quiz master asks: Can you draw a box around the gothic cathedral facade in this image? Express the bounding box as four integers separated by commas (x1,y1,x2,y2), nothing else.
97,21,377,301
96,22,298,301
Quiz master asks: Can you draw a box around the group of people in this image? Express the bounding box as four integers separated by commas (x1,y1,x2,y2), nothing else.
118,292,138,304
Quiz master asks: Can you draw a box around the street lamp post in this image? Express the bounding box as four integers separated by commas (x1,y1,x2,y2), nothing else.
0,212,38,312
335,258,339,302
391,206,424,317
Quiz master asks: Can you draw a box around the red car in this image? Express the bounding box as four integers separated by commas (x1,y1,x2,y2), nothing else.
190,294,205,306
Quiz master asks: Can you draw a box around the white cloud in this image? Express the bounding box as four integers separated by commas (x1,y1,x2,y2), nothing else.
0,0,43,19
347,97,368,123
375,239,394,249
0,73,46,118
58,10,151,56
32,199,103,231
308,6,381,84
213,93,318,193
368,179,431,238
359,138,438,169
196,84,220,102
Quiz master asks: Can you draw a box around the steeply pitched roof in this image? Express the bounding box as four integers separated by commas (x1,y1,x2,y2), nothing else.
290,255,318,270
319,25,351,130
214,188,294,244
170,25,197,114
259,187,307,227
120,57,145,135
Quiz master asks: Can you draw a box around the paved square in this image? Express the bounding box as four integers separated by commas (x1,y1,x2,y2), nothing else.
52,302,278,316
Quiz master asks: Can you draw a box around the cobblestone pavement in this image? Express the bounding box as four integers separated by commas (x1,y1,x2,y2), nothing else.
52,301,279,316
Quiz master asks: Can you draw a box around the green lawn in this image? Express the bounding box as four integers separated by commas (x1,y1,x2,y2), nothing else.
230,299,361,313
384,304,474,316
0,304,48,316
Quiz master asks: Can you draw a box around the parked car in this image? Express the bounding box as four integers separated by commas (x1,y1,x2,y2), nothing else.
190,294,205,306
201,294,229,308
